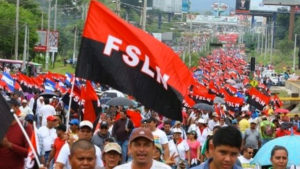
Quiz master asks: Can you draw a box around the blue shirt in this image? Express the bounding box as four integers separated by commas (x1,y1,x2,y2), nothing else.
191,158,243,169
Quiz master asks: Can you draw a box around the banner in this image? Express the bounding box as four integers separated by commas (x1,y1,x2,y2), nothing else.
75,0,194,120
236,0,250,14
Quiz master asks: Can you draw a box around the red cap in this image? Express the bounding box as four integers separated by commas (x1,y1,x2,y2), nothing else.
47,115,57,121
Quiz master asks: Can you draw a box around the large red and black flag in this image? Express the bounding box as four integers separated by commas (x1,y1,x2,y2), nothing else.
75,0,194,120
0,94,14,141
247,87,270,111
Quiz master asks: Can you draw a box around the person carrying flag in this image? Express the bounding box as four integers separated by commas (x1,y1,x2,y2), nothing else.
0,99,33,169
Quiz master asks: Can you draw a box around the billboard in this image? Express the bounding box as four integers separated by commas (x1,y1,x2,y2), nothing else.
212,2,229,12
34,30,59,53
152,0,182,13
182,0,190,13
263,0,300,6
187,15,239,25
34,30,47,52
250,0,290,12
236,0,251,14
48,31,59,53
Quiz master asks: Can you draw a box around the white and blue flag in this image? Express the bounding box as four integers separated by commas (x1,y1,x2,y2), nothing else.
1,72,15,92
44,79,56,92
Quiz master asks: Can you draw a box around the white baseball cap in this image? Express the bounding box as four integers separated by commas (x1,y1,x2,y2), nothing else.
197,118,206,124
249,119,257,124
79,120,93,130
172,128,182,134
104,143,122,154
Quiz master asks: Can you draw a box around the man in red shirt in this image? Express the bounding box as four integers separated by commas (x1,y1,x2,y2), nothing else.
0,99,33,169
275,123,291,138
47,124,66,168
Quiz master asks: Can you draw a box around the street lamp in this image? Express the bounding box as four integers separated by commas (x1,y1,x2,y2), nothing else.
293,34,298,71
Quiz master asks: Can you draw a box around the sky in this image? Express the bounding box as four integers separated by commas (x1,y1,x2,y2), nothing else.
190,0,236,14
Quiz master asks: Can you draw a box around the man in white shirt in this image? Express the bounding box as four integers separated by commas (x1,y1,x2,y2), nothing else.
36,96,44,128
208,112,219,131
68,140,97,169
147,117,170,160
19,99,33,120
39,98,56,127
168,128,190,168
114,127,171,169
238,146,255,169
37,115,57,165
55,120,103,169
194,118,210,146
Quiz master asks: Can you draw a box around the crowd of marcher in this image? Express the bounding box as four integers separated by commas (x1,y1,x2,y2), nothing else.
0,48,299,169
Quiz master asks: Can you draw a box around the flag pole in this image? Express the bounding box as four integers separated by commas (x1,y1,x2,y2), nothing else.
66,77,75,130
13,114,41,167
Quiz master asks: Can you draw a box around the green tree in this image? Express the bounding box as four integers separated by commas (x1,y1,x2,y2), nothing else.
275,13,289,40
0,1,40,58
6,0,41,16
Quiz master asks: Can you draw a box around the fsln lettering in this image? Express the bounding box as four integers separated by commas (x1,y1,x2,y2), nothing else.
103,35,170,90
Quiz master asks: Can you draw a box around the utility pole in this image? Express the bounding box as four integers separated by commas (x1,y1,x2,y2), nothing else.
270,22,274,64
51,0,58,68
139,0,143,26
27,26,30,61
261,26,264,55
41,13,44,30
183,47,186,63
72,26,77,66
142,0,147,31
45,0,51,71
288,6,296,41
264,26,268,61
22,24,28,72
15,0,19,60
54,0,57,31
115,0,121,16
293,34,298,71
189,20,192,67
257,31,260,52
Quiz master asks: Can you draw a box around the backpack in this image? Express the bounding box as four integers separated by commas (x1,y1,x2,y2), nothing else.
263,123,273,136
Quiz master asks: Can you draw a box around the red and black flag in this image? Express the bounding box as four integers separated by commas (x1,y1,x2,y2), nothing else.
192,84,216,105
0,94,14,141
224,94,244,112
247,87,270,111
75,0,194,120
81,80,99,123
271,94,283,109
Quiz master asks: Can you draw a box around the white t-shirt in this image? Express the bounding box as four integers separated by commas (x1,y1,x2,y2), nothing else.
36,100,44,115
56,143,103,169
37,126,57,152
238,155,255,169
201,113,209,121
208,119,218,131
114,160,171,169
29,97,35,110
39,104,56,126
168,139,189,163
19,105,33,119
195,127,210,146
152,128,168,146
